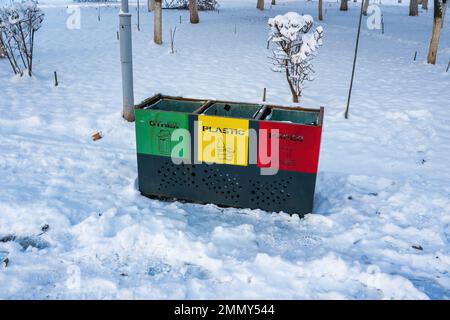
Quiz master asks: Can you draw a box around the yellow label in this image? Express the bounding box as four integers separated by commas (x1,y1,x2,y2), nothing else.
197,115,249,166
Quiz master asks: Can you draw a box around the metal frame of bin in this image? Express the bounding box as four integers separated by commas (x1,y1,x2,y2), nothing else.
134,94,324,216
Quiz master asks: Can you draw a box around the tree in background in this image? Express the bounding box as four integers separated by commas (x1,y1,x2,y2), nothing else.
163,0,218,10
363,0,370,15
257,0,264,10
427,0,447,64
409,0,419,16
0,1,44,76
0,34,5,58
422,0,429,9
443,0,447,24
340,0,349,11
318,0,323,21
154,0,162,44
190,0,199,23
268,12,324,102
148,0,155,11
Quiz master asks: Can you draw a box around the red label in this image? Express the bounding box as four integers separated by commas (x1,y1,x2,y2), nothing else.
257,121,322,174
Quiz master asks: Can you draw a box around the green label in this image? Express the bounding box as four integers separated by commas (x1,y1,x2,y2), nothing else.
135,109,190,159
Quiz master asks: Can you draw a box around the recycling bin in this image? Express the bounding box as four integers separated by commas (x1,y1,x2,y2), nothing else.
135,94,324,216
135,94,207,160
201,101,264,119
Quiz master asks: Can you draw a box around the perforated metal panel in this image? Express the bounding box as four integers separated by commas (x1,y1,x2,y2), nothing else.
137,154,316,215
248,177,293,207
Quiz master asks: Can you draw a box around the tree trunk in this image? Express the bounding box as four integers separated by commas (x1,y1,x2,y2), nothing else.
0,35,5,58
148,0,155,11
257,0,264,10
422,0,429,9
442,0,447,27
409,0,419,16
318,0,323,21
340,0,349,11
398,0,402,3
288,77,299,102
272,0,276,5
285,64,299,103
189,0,199,23
427,0,443,64
154,0,162,44
363,0,370,15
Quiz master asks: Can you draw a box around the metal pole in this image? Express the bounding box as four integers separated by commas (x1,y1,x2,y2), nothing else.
344,0,364,119
120,0,135,121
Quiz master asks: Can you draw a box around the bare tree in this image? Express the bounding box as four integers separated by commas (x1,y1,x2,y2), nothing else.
409,0,419,16
427,0,446,64
154,0,162,44
0,2,44,76
443,0,447,26
0,34,5,58
257,0,264,10
268,13,324,102
170,26,177,54
363,0,370,15
318,0,323,21
272,0,276,5
422,0,429,9
163,0,218,10
340,0,349,11
189,0,199,23
148,0,155,11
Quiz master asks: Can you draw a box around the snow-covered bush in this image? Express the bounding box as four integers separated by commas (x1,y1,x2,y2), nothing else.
163,0,219,11
268,12,323,103
0,0,44,76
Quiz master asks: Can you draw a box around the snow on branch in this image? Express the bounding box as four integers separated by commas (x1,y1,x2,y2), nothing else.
0,0,44,77
163,0,219,11
268,12,323,103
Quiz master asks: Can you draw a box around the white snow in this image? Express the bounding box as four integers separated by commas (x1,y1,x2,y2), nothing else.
269,12,314,41
0,0,449,299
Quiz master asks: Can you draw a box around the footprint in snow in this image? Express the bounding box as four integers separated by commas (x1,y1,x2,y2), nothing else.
183,263,211,280
0,251,9,267
0,234,50,250
147,261,172,276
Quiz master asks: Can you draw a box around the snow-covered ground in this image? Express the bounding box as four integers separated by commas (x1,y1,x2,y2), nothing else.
0,0,449,299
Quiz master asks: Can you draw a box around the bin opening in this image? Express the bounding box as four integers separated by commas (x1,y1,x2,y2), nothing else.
262,107,320,126
202,102,263,119
145,97,206,113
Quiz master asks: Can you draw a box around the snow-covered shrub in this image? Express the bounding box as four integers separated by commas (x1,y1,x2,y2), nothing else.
163,0,219,11
268,12,323,103
0,0,44,76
